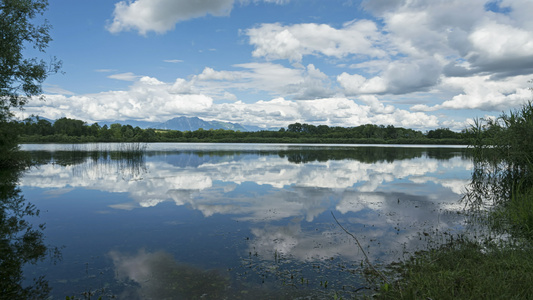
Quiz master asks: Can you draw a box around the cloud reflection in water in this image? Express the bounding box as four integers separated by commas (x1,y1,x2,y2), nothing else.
21,146,472,265
109,249,229,300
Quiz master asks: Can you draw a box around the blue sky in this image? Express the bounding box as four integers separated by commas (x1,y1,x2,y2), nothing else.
19,0,533,130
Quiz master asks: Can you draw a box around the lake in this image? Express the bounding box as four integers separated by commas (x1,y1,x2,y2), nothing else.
17,143,472,299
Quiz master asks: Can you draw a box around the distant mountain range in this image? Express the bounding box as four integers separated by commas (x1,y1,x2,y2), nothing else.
24,115,278,132
99,116,273,132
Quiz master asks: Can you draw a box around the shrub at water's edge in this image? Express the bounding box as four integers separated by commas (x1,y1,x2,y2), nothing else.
465,101,533,238
0,120,31,168
378,101,533,299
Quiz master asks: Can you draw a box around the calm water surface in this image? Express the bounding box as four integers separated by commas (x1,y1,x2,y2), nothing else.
19,143,472,299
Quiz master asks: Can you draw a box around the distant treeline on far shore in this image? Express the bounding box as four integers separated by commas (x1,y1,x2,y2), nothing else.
13,116,474,144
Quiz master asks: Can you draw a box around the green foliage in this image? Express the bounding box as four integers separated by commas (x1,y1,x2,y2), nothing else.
0,0,61,114
426,127,461,139
379,100,533,299
53,117,87,136
0,120,30,168
465,101,533,224
0,0,60,167
379,239,533,299
0,0,59,109
16,117,470,145
502,185,533,238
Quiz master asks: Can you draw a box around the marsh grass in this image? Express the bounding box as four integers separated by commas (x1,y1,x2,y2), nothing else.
488,184,533,241
379,238,533,299
377,101,533,299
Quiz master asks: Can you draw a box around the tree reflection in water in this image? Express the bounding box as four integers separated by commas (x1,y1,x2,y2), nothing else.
29,146,147,182
17,144,472,298
0,166,59,299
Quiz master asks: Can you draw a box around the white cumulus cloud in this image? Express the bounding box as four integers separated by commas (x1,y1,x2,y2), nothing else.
107,0,291,35
246,20,386,62
107,0,234,35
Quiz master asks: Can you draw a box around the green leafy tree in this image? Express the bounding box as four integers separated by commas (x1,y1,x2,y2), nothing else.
98,124,112,141
427,127,459,139
0,0,60,167
386,124,398,139
53,117,86,136
88,122,100,137
287,122,303,133
121,124,134,139
141,128,158,142
109,123,122,140
35,117,52,135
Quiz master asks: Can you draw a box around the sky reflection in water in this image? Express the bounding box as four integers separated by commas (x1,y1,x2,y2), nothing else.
20,143,472,298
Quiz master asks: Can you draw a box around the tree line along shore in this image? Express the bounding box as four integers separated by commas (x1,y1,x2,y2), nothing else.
13,116,472,144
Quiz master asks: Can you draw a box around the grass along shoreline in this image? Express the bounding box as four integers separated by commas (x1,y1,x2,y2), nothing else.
376,102,533,299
